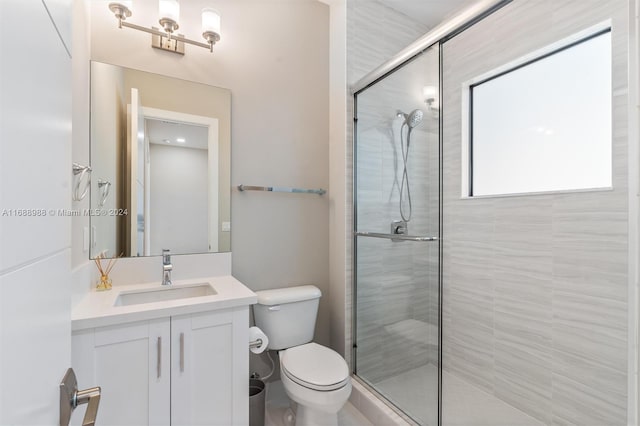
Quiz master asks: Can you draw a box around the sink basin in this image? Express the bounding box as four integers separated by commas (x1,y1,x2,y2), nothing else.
115,283,217,306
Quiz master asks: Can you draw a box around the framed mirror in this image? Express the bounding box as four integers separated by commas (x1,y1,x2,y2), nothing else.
90,61,231,258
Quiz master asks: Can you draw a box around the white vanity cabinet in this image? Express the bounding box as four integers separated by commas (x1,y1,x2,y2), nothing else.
72,318,171,425
72,306,249,426
171,309,249,426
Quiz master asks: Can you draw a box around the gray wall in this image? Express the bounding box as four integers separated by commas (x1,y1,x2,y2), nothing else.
71,0,91,268
441,1,629,424
79,0,330,378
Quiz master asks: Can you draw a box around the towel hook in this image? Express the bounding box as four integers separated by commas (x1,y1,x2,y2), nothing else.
97,179,112,207
72,163,92,202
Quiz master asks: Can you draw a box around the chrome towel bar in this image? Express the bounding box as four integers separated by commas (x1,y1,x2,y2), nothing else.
238,184,326,196
353,231,439,242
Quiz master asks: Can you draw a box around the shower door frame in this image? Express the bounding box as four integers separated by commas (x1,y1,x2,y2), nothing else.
351,45,443,425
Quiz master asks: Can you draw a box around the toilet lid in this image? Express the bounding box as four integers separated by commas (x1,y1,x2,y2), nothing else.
281,343,349,391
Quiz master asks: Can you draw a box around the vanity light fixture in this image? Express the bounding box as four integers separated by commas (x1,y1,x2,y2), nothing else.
108,1,221,55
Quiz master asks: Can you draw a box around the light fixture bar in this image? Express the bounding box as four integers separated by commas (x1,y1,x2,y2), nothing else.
108,2,220,53
120,21,213,50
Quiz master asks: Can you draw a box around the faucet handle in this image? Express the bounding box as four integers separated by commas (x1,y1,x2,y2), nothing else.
162,249,171,264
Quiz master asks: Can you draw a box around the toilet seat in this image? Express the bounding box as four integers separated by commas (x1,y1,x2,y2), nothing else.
280,343,349,392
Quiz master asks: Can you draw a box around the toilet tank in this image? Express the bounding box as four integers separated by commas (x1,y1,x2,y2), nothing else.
253,285,321,350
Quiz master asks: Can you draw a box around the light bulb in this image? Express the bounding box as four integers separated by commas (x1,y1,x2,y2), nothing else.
423,85,437,100
423,85,438,110
159,0,179,22
202,8,221,35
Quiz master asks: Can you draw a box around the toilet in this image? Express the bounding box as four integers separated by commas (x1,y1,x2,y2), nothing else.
253,285,351,426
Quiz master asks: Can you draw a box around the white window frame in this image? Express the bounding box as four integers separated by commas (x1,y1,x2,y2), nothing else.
461,20,613,198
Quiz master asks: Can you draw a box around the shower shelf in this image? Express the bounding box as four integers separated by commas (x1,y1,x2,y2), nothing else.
353,231,438,242
237,184,326,196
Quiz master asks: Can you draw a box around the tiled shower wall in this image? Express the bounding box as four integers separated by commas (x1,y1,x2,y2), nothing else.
346,0,441,384
441,0,629,424
346,1,428,85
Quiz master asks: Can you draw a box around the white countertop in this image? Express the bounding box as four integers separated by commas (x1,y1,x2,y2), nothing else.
72,275,257,331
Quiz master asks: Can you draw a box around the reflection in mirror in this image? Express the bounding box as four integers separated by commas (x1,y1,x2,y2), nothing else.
90,61,231,259
145,120,213,255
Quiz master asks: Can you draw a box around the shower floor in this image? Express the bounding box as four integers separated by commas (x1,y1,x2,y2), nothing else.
374,364,544,426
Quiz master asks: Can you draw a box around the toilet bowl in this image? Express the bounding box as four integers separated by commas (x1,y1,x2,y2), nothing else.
252,286,352,426
279,343,351,426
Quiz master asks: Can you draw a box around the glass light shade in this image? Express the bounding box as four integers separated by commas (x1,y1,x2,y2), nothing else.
201,8,221,34
423,85,437,100
159,0,179,22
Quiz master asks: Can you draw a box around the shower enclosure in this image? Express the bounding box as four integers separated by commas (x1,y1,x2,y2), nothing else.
351,0,633,425
352,45,441,426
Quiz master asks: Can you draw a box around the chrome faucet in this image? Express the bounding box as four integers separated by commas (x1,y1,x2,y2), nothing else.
162,249,172,286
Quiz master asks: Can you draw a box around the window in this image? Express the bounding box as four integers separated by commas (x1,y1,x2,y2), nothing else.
466,25,612,197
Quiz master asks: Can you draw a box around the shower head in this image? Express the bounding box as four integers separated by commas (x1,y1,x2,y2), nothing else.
405,109,423,129
397,109,424,129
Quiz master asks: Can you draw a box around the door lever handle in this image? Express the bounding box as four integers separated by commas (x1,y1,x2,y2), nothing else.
60,368,101,426
76,386,101,426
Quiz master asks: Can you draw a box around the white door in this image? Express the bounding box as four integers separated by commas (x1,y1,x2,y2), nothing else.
0,1,73,424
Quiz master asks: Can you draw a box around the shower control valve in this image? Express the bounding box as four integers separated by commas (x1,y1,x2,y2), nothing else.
391,220,408,241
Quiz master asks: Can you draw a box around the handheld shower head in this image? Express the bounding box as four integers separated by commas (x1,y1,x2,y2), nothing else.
405,109,423,129
395,108,424,222
397,109,424,129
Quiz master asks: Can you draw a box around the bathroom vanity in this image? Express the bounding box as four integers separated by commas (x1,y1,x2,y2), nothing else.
71,277,256,426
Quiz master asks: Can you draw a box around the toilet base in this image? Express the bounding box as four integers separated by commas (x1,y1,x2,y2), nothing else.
278,346,352,426
295,404,338,426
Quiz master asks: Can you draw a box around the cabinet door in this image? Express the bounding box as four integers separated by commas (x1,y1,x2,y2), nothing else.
171,307,249,426
72,318,171,426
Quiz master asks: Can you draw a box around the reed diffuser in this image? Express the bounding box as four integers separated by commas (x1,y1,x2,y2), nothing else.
94,253,120,291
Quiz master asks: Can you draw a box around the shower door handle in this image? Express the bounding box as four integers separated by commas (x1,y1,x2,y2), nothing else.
354,231,438,242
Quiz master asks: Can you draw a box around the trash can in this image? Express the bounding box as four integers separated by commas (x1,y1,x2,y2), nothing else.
249,379,265,426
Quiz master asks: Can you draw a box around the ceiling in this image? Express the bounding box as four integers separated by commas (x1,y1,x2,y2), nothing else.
146,119,209,150
377,0,474,29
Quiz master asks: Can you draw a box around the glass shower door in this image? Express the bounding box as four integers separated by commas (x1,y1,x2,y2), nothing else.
353,45,440,426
